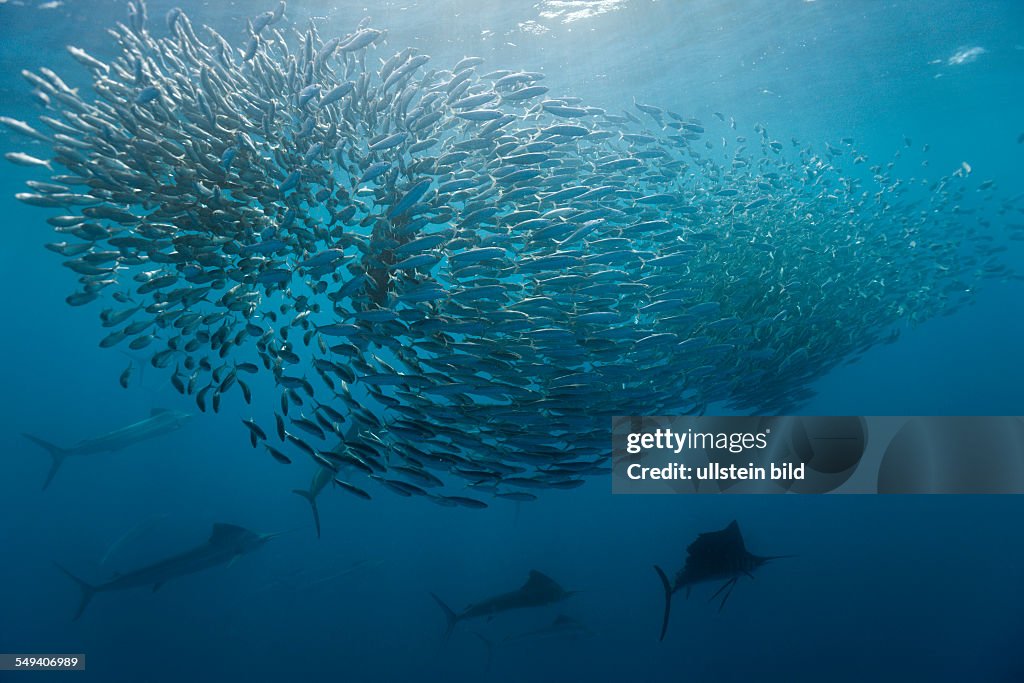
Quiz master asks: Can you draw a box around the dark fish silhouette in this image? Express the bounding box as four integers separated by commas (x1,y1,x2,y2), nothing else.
431,570,575,639
654,520,792,641
56,523,280,620
22,408,190,490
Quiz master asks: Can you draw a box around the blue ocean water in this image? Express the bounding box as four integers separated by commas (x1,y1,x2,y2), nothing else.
0,1,1022,681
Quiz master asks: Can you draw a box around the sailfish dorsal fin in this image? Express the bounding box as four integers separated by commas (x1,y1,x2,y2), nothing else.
687,520,747,558
522,570,561,595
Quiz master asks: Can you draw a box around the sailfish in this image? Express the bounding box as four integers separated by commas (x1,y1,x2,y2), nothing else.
653,520,793,641
56,523,281,620
431,570,576,640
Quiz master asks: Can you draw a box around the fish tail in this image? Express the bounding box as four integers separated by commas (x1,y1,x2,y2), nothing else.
291,489,321,539
54,563,96,621
654,565,673,642
22,433,71,490
430,592,458,641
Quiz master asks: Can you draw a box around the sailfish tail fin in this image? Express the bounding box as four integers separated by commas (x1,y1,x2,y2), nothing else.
54,563,96,621
654,565,673,641
430,592,459,641
291,489,321,539
22,434,71,490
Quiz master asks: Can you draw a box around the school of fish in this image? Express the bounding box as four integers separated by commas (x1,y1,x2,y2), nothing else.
5,1,1018,508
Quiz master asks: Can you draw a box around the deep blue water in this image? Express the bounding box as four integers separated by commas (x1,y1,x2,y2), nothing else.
1,1,1022,681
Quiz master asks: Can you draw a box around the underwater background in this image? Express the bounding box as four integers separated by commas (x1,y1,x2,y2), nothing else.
0,1,1022,681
